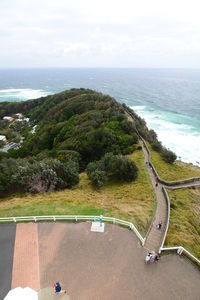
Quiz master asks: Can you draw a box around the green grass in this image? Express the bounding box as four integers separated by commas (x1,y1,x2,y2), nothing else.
147,143,200,181
0,149,156,236
166,188,200,259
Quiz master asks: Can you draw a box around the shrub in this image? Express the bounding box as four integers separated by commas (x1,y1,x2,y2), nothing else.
108,155,138,182
0,157,79,195
162,148,177,164
122,145,136,155
151,141,162,152
87,169,107,188
86,154,138,187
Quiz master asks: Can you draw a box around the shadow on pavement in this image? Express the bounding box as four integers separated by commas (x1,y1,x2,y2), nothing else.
38,287,70,300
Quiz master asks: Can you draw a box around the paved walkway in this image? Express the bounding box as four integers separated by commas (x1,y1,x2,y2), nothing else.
126,109,200,252
1,222,200,299
11,223,40,291
165,180,200,189
139,140,167,252
38,222,200,300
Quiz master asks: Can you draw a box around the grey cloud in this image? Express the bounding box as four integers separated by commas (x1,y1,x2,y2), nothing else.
0,0,200,67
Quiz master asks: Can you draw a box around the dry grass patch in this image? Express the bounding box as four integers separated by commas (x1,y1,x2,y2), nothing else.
166,188,200,259
0,149,155,235
147,143,200,181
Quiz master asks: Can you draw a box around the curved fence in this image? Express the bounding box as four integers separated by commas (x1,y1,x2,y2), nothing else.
159,187,170,252
0,215,145,246
160,246,200,266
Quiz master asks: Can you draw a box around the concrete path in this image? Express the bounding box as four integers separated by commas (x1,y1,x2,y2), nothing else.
139,140,167,252
0,224,16,300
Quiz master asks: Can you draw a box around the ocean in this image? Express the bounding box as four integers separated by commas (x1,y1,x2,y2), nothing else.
0,68,200,165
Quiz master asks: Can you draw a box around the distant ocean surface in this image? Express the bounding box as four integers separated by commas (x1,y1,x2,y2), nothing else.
0,68,200,165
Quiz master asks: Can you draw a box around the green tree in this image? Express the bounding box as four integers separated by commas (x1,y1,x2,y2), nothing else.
162,148,177,164
88,169,107,188
109,155,138,182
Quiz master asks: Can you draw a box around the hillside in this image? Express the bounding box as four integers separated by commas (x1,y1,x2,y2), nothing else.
0,89,160,196
1,89,139,164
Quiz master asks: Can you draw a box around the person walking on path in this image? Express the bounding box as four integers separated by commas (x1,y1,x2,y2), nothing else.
156,220,162,229
53,282,67,294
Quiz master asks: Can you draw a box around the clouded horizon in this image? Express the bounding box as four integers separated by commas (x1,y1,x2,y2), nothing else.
1,0,200,68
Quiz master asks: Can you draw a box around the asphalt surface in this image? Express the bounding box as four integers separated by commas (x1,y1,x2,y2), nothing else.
0,224,16,300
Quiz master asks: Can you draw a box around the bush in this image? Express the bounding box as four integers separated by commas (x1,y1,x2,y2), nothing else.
122,145,136,155
162,148,177,164
86,154,138,187
56,150,81,168
108,155,138,182
151,141,162,152
0,157,79,195
87,169,107,188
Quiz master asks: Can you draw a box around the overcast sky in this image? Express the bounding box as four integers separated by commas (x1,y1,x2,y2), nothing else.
1,0,200,68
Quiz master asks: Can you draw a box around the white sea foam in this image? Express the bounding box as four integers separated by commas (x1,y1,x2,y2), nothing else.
132,105,200,166
0,88,48,101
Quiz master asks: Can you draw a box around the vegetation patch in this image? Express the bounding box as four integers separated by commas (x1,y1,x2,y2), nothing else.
166,188,200,259
87,153,138,188
148,143,200,181
0,149,155,235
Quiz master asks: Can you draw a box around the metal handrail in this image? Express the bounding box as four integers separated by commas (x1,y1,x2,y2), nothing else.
0,215,145,245
160,246,200,265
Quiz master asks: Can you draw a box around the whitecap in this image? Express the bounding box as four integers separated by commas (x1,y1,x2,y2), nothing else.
131,105,200,166
0,88,49,101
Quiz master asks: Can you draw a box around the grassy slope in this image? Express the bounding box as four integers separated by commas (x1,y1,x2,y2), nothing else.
166,188,200,259
148,143,200,181
0,149,155,236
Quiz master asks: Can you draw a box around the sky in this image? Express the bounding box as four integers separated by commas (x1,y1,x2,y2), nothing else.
0,0,200,68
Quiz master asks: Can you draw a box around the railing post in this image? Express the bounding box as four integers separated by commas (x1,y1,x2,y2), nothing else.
34,216,37,222
177,247,183,255
13,217,16,223
53,216,56,222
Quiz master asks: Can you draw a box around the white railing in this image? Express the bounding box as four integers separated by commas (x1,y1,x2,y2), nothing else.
159,187,170,251
160,246,200,266
0,215,145,245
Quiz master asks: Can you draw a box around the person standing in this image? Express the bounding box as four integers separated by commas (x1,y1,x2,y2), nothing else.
53,282,67,294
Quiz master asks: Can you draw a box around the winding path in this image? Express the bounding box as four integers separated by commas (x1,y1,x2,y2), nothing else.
125,109,200,253
140,140,167,252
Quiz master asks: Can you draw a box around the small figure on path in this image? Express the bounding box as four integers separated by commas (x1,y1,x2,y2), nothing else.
53,282,67,294
155,176,158,187
154,254,160,263
145,251,153,264
156,220,162,229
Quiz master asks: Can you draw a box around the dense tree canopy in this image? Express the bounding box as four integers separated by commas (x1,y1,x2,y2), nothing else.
0,88,176,195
